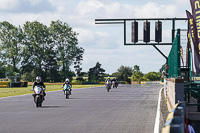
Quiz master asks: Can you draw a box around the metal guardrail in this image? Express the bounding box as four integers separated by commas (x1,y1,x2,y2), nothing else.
161,102,186,133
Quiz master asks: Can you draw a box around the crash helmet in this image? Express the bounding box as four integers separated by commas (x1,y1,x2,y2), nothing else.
36,76,41,83
66,78,69,82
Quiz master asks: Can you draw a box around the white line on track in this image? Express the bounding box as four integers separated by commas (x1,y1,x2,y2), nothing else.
154,87,164,133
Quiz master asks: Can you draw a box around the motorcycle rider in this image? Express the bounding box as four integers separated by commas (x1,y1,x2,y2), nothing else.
105,77,111,85
111,77,117,87
32,76,46,100
62,78,72,95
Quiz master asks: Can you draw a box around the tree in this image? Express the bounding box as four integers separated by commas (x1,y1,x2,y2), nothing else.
21,21,49,78
0,61,6,78
88,62,105,82
144,71,161,81
133,65,140,73
112,72,121,78
0,20,84,82
0,21,23,72
74,47,84,82
115,65,132,83
131,71,144,83
49,20,84,81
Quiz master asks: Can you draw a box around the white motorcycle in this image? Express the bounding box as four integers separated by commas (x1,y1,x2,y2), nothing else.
63,84,71,99
32,86,44,107
106,80,111,92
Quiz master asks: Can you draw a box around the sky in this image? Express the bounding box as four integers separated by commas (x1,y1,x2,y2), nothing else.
0,0,191,74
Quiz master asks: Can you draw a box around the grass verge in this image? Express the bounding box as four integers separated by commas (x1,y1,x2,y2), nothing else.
0,84,103,98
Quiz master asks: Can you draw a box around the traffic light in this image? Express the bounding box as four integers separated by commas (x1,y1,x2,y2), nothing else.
143,21,150,42
131,21,138,43
155,21,162,42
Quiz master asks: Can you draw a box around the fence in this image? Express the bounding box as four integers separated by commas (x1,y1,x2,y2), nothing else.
168,29,181,78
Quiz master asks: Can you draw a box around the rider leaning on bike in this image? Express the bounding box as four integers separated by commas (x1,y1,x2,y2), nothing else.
32,76,46,100
111,77,118,85
105,77,111,83
62,78,72,95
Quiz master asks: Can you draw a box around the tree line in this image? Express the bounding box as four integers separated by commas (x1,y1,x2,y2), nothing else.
0,20,84,82
86,63,161,83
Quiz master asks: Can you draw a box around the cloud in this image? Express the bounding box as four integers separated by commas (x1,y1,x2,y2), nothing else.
74,28,96,45
74,28,120,49
80,45,169,74
174,0,189,5
0,0,55,13
0,0,19,11
76,0,104,16
24,0,41,6
133,2,178,18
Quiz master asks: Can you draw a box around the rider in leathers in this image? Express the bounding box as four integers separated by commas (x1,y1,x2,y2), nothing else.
105,77,111,86
111,77,118,87
32,76,46,100
62,78,72,95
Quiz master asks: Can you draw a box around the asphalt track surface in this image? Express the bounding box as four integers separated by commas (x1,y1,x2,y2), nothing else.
0,84,162,133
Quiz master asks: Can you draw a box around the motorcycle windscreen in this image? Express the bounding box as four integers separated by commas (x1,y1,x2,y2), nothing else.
34,86,42,94
64,85,70,90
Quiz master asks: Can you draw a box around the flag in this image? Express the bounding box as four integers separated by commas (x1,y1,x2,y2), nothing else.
180,46,184,66
186,10,200,73
186,31,194,72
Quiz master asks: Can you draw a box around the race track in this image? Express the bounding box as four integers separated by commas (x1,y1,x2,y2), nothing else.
0,84,162,133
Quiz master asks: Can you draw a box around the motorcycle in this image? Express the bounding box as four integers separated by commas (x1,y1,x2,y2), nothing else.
112,81,118,88
113,81,118,88
32,86,44,107
63,84,71,99
106,80,111,92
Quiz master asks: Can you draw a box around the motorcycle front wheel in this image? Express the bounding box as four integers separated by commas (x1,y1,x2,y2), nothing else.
107,87,109,92
36,97,40,107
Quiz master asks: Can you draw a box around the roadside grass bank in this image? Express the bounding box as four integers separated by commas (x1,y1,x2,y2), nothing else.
0,84,103,98
159,89,169,133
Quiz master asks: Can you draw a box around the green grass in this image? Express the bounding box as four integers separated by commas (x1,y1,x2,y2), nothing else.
0,84,103,98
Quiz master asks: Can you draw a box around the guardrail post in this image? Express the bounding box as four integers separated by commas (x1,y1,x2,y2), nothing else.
188,90,190,103
198,95,200,112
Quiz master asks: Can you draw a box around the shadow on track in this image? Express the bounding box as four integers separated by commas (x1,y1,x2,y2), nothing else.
41,105,67,108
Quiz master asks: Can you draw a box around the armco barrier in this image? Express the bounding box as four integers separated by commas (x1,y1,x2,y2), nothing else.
0,82,9,88
99,82,105,85
82,82,99,85
72,82,82,85
118,81,127,84
161,102,186,133
9,82,28,87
